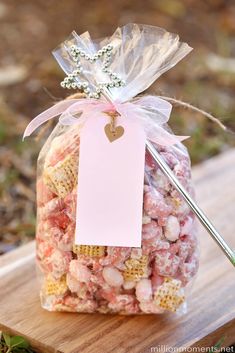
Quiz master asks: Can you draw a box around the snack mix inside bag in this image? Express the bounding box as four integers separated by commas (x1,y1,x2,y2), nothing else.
32,24,200,314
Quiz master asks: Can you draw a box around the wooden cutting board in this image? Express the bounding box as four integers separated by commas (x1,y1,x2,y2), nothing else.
0,149,235,353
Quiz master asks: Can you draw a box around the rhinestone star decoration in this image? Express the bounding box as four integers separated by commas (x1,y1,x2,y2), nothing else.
60,44,125,99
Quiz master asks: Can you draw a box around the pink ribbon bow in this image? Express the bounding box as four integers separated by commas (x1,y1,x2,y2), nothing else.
23,95,189,146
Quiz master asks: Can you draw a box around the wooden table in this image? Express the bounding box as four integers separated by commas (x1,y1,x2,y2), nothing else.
0,150,235,353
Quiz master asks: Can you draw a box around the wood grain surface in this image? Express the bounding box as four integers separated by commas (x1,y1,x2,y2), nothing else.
0,149,235,353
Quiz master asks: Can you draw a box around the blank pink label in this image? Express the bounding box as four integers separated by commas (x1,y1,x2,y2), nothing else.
75,113,146,247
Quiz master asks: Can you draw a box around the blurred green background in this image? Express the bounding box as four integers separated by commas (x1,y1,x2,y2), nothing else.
0,0,234,253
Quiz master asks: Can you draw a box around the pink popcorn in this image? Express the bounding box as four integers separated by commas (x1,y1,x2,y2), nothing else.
139,301,165,314
66,273,83,293
100,247,131,270
154,250,180,277
136,279,153,302
123,302,140,314
177,240,191,264
151,274,164,292
45,128,80,168
49,249,72,279
52,223,74,252
40,198,65,219
145,150,156,171
37,220,53,238
69,260,92,283
174,159,191,180
38,247,72,279
170,191,191,217
144,188,174,226
152,169,171,194
59,295,97,313
130,248,143,259
63,190,77,220
99,285,118,302
108,294,136,312
169,241,180,255
180,215,194,236
142,220,162,240
102,267,124,287
142,220,170,255
36,241,54,273
181,233,198,255
47,210,70,230
164,215,180,242
144,188,172,221
179,252,199,286
123,281,136,290
73,254,94,267
142,236,169,257
161,151,179,169
37,178,56,207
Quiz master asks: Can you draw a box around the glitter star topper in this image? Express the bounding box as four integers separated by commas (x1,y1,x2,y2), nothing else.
60,43,126,99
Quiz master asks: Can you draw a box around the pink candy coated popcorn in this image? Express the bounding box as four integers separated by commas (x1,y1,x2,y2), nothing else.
136,279,153,302
66,273,83,293
139,301,165,314
100,247,131,270
180,215,194,236
55,295,97,313
102,267,124,287
164,215,180,242
43,248,72,280
69,260,92,283
154,250,180,277
144,188,172,221
142,220,162,240
37,179,56,207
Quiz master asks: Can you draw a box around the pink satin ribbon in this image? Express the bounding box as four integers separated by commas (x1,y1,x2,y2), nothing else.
23,95,189,146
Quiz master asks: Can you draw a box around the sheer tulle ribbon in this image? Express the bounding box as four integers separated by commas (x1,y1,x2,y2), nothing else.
23,95,189,146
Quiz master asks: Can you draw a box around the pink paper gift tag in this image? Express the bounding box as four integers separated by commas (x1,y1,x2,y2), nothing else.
75,113,146,248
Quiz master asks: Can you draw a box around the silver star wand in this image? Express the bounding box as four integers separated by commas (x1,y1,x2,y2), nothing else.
61,42,235,267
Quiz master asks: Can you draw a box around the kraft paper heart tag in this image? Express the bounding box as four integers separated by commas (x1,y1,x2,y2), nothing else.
75,113,146,247
104,123,124,142
104,111,124,142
